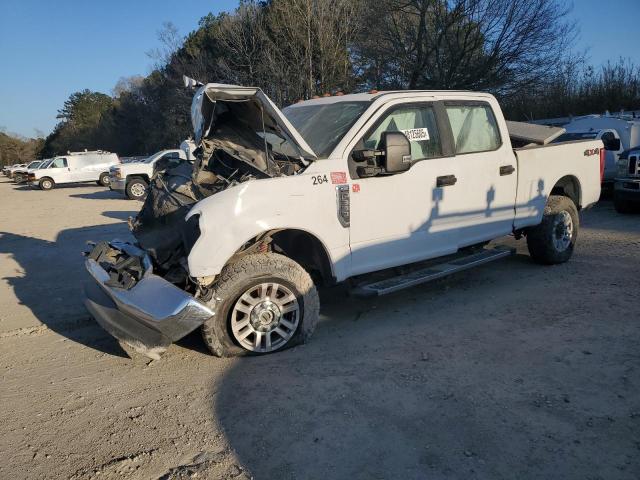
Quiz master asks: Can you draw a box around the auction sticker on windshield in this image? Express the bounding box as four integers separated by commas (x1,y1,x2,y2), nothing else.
401,128,430,142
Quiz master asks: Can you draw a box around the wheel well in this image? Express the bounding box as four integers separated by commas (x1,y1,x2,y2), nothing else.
551,175,581,209
127,174,150,184
233,229,335,286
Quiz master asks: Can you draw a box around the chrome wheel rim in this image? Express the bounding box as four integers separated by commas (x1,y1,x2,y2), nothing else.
230,282,300,353
130,183,146,198
42,180,51,189
553,211,573,252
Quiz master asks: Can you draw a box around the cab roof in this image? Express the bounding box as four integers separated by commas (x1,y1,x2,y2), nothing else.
286,90,491,109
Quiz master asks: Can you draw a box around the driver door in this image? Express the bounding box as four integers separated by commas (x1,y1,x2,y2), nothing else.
347,102,461,275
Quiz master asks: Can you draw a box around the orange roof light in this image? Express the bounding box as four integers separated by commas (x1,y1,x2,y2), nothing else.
323,93,331,97
369,89,379,94
335,91,344,96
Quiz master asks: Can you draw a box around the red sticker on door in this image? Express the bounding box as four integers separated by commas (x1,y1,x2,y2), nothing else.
331,172,347,184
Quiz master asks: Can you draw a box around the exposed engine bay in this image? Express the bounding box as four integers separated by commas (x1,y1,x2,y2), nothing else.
127,89,313,289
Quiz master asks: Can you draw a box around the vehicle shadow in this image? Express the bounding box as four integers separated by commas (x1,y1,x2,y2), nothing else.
208,250,581,479
0,219,136,357
69,189,124,200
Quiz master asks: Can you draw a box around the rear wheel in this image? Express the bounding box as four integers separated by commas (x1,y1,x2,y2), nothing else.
126,178,148,200
526,195,578,264
39,177,54,191
98,172,110,187
201,253,319,357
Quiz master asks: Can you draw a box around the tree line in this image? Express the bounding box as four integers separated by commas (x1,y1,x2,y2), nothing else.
6,0,639,162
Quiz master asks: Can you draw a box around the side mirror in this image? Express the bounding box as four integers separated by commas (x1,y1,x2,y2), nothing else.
380,131,412,173
603,137,621,151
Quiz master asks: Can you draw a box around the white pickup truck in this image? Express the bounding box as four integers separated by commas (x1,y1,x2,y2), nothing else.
84,85,602,359
109,149,190,200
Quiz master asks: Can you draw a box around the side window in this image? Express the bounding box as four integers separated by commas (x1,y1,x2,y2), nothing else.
445,104,500,154
51,158,68,168
363,105,442,160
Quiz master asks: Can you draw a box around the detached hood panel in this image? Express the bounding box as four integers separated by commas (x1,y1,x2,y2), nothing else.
191,83,317,159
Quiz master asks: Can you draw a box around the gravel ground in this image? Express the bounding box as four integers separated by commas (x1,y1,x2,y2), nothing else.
0,178,639,480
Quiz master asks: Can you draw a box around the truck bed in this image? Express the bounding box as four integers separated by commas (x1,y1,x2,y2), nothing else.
513,140,602,229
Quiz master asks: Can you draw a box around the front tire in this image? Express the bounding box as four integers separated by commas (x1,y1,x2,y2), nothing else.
201,253,320,357
39,177,54,191
613,191,635,214
125,178,148,200
98,172,110,187
526,195,578,265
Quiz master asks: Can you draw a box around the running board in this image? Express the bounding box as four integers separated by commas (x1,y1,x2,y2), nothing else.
352,246,515,297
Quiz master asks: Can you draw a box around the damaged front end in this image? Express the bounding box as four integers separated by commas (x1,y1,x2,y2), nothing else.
83,84,316,357
83,241,214,358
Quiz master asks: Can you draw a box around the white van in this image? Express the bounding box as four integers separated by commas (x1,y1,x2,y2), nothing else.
29,151,120,190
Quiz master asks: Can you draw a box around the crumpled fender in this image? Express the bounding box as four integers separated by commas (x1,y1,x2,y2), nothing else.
185,170,350,281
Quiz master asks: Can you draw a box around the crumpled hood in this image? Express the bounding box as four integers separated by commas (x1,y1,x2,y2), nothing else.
191,83,317,159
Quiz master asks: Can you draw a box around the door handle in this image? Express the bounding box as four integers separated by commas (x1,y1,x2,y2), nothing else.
500,165,515,176
436,174,457,187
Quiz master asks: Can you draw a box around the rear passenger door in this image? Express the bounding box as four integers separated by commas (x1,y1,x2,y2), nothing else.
443,101,517,245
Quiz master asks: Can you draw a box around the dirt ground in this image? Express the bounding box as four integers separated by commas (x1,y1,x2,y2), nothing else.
0,178,639,480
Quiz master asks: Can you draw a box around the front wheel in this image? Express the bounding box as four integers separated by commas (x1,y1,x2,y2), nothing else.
613,191,636,214
125,178,148,200
201,253,320,357
526,195,579,265
39,177,55,191
98,172,110,187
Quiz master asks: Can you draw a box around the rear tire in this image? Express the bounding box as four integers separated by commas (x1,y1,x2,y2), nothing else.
201,253,319,357
526,195,578,265
125,178,148,200
98,172,110,187
39,177,54,191
613,191,635,214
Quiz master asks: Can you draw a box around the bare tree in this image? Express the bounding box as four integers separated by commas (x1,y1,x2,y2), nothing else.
147,21,183,69
355,0,577,97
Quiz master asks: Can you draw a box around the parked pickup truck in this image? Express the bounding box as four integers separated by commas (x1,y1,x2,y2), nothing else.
12,160,43,183
4,163,27,179
614,147,640,213
83,85,602,359
109,149,190,200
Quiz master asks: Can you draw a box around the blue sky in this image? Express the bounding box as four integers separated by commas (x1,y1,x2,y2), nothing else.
0,0,639,138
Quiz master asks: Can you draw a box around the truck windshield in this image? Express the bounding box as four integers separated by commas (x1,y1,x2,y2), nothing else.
283,101,370,158
554,132,598,142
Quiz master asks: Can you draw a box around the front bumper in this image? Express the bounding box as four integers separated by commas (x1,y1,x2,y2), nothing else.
110,177,126,191
614,179,640,201
84,242,214,354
